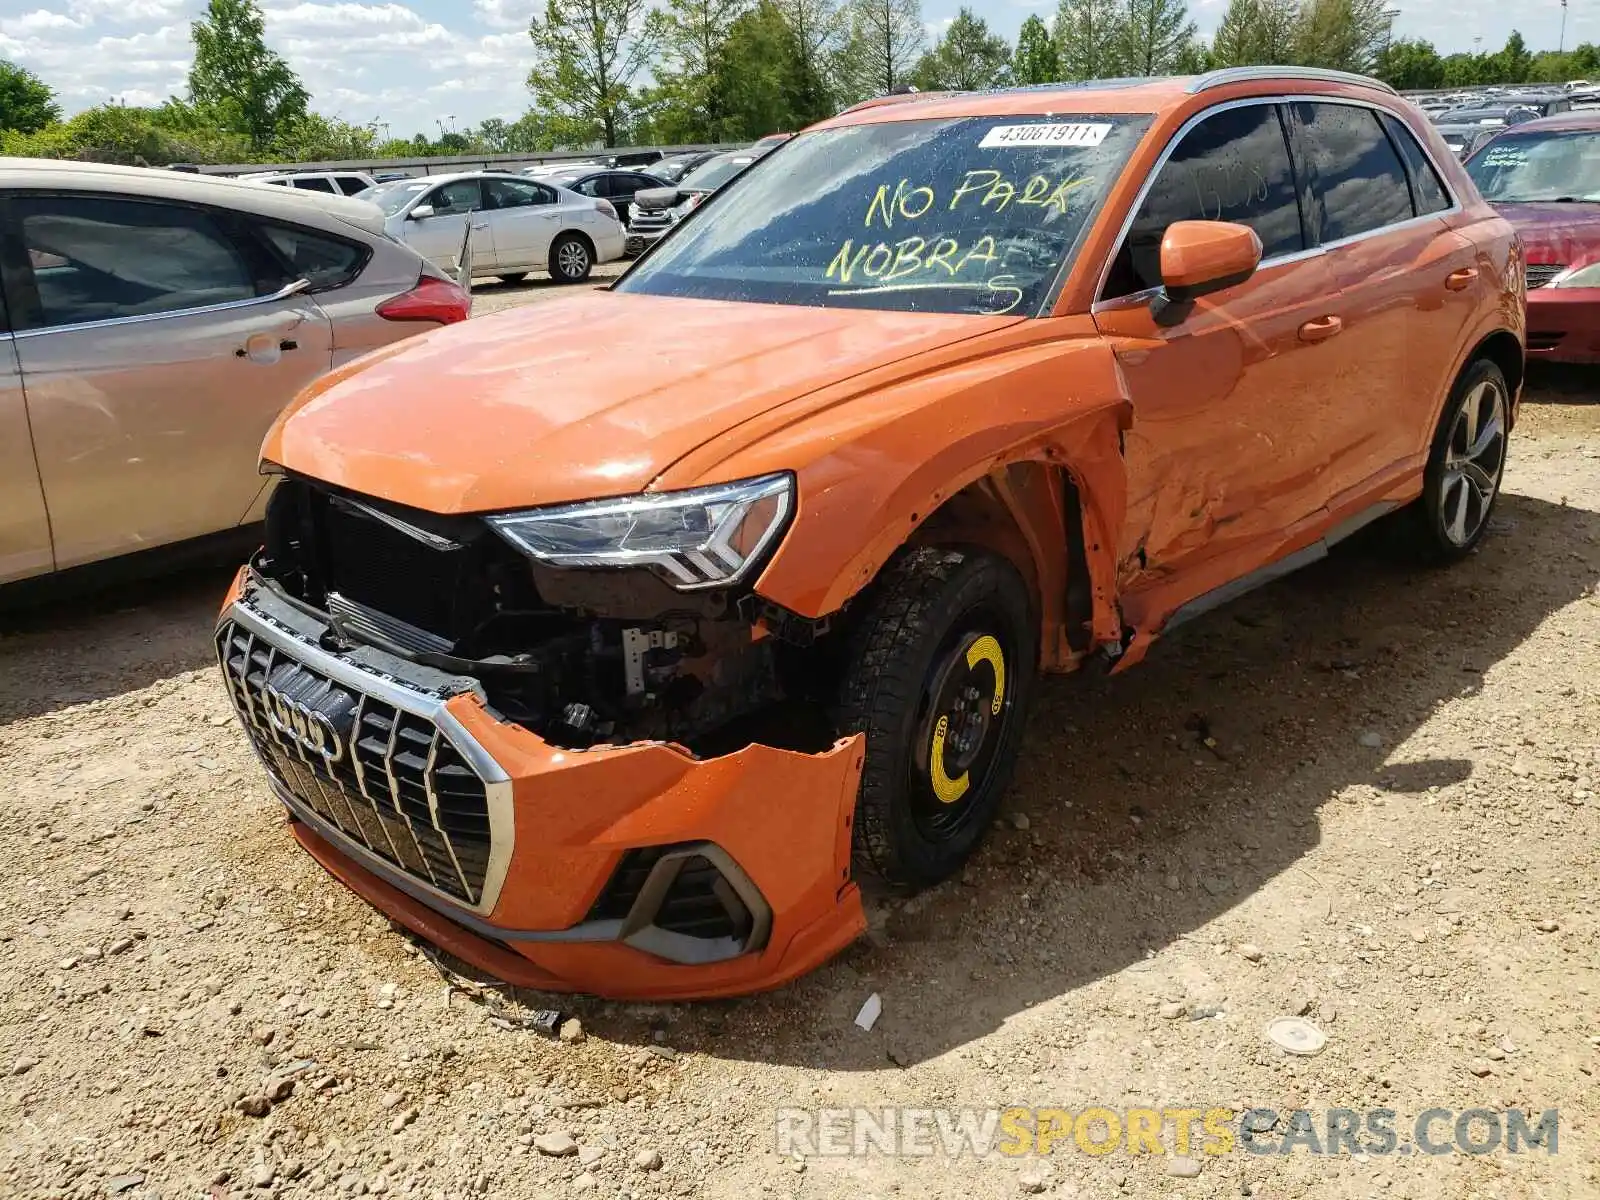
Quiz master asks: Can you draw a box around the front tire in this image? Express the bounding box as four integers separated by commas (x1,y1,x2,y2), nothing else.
834,547,1037,891
1398,358,1510,563
549,234,593,283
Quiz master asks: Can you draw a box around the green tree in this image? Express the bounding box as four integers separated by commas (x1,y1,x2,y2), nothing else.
840,0,926,100
1117,0,1197,75
1440,51,1494,87
1375,37,1445,89
1493,31,1533,83
1013,14,1061,84
1292,0,1394,73
714,1,806,137
1054,0,1127,80
913,7,1012,90
770,0,846,115
527,0,662,147
187,0,309,151
0,61,60,134
1209,0,1297,66
1,103,249,166
270,113,377,162
653,0,750,141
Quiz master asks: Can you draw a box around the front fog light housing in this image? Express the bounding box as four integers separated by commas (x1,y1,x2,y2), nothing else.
486,473,794,591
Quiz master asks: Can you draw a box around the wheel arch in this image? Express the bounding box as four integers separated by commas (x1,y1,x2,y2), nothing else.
551,228,596,271
1470,328,1524,409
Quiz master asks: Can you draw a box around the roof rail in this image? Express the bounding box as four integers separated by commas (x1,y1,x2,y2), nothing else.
834,89,965,116
1189,66,1397,96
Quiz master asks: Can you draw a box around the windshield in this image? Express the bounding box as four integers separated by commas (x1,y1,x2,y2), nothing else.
360,180,432,214
1467,131,1600,202
680,156,759,192
618,115,1149,316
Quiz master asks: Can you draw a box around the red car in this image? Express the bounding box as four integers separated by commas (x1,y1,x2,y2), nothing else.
1467,110,1600,362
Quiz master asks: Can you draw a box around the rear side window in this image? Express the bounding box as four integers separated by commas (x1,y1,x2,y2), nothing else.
1103,103,1304,299
292,177,338,194
1293,102,1415,242
484,178,555,209
258,223,369,291
12,194,259,328
1381,113,1452,215
334,177,369,196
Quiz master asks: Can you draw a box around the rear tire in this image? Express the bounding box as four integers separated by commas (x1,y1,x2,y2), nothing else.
1396,358,1510,563
549,234,593,283
497,272,528,285
834,547,1037,891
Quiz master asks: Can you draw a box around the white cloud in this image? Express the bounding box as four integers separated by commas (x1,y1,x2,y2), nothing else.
0,11,87,36
68,0,187,20
472,0,538,29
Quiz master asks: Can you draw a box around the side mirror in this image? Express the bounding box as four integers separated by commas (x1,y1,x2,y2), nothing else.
409,204,436,221
1151,220,1263,326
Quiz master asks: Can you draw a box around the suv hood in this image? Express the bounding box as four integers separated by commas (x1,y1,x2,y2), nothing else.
266,291,1022,514
1493,201,1600,263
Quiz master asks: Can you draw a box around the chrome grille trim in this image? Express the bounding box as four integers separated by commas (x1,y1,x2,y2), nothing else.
218,580,514,917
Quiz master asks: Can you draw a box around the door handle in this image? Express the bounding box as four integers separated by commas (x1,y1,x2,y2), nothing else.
1298,315,1344,343
1445,267,1478,291
470,222,489,231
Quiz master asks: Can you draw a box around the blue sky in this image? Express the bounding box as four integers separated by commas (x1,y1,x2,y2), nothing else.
0,0,1588,139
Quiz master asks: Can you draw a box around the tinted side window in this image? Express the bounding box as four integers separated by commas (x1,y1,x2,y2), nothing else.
14,195,258,328
1103,103,1303,299
259,223,368,291
426,180,483,213
484,178,554,209
1293,102,1415,242
293,177,337,193
1381,113,1451,215
574,177,603,197
335,176,370,196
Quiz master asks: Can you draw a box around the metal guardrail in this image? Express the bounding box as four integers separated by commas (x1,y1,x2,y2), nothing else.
197,144,744,178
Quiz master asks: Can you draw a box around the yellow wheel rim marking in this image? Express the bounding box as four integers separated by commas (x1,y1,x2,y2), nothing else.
928,635,1006,805
966,635,1006,715
930,715,970,804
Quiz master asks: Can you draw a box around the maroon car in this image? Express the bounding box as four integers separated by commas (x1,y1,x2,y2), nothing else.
1466,110,1600,363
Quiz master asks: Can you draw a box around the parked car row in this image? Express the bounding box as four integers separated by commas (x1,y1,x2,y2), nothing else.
210,69,1534,1000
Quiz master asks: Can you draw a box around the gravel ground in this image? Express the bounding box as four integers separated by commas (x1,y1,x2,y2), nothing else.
2,281,1598,1200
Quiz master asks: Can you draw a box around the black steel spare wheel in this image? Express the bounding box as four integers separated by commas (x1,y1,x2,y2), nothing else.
836,547,1036,890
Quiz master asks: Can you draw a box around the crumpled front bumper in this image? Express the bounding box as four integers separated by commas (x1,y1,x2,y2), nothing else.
217,567,867,1000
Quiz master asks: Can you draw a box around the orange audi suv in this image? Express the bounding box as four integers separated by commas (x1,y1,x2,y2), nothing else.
219,68,1524,999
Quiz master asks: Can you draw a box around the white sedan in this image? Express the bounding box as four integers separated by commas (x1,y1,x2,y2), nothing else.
360,171,626,285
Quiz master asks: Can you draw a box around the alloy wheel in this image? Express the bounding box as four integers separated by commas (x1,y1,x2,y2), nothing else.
1440,378,1507,548
558,240,589,279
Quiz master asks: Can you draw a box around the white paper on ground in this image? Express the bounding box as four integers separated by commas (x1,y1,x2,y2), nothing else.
854,993,882,1032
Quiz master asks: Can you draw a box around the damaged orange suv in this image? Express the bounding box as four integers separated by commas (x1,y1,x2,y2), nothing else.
219,68,1523,999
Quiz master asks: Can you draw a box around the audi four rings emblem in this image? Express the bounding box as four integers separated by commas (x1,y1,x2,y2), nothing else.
262,682,347,763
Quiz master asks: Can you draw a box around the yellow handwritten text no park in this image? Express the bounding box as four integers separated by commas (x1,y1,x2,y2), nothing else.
864,173,1095,227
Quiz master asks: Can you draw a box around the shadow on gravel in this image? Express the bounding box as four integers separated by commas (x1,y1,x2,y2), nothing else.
579,491,1600,1068
0,561,235,726
1525,362,1599,402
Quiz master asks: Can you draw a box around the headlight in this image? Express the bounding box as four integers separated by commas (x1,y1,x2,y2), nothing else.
1548,261,1600,288
486,473,794,591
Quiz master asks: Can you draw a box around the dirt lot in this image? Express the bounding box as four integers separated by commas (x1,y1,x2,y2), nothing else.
2,280,1598,1200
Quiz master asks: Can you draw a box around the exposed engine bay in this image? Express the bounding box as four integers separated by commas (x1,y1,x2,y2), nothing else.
259,477,839,756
